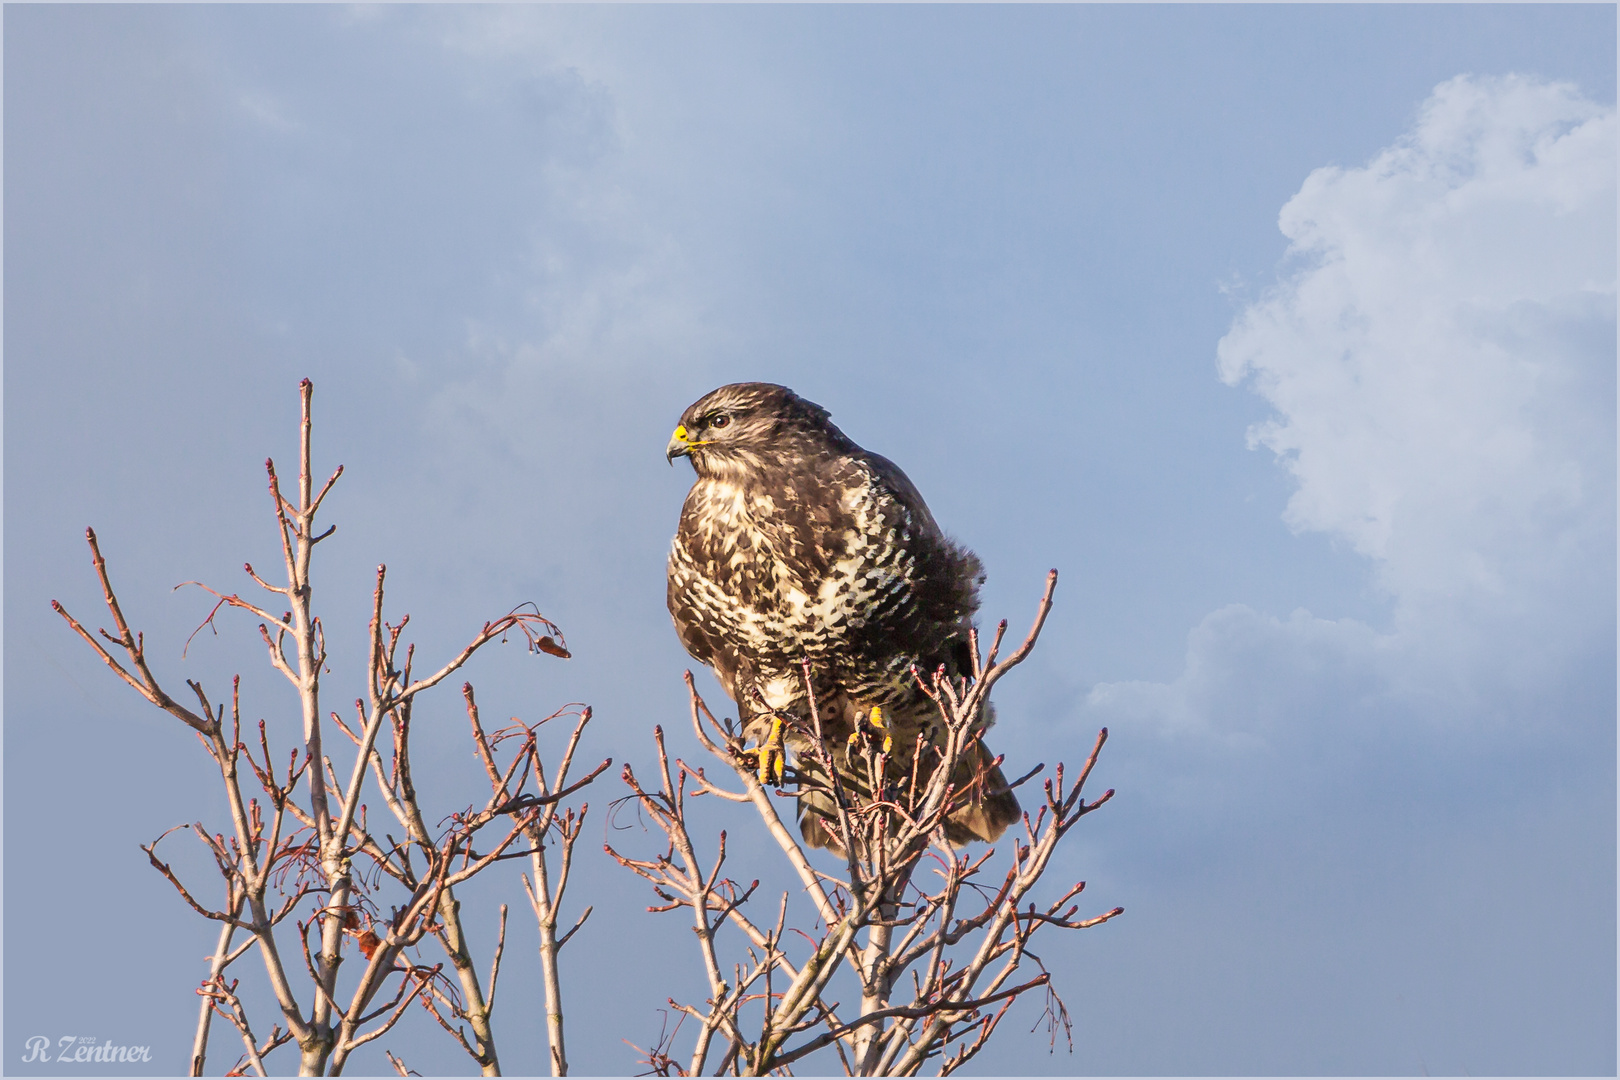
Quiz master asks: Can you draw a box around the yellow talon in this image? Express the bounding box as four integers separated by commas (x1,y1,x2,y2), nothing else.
758,717,787,785
869,706,885,730
882,734,893,755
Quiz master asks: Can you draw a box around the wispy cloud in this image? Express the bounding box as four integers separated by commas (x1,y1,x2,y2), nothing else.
237,90,302,134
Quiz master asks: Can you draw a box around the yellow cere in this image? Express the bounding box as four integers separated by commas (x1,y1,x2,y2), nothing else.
674,424,688,441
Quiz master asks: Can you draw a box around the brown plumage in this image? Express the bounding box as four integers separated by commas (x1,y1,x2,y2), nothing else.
665,382,1019,850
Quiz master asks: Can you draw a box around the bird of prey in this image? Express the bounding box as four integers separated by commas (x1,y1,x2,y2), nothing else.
665,382,1019,850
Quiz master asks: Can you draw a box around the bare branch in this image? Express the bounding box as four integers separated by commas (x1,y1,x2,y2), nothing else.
385,1049,419,1077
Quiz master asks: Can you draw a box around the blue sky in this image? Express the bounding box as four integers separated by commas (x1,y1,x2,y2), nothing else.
5,5,1615,1076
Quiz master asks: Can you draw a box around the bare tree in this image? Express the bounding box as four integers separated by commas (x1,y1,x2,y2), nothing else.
53,380,604,1076
56,378,1118,1075
609,571,1121,1076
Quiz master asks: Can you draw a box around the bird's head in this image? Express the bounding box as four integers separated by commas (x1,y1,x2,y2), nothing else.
666,382,843,479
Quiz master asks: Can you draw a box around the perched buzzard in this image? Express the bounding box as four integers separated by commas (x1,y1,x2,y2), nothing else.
665,382,1019,850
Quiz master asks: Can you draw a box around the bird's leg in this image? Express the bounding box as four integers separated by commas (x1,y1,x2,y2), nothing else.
846,706,893,761
757,715,787,786
870,706,893,755
743,688,792,785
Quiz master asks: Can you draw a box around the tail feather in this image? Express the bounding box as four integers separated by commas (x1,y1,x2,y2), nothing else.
794,740,1020,853
942,741,1021,846
797,790,841,853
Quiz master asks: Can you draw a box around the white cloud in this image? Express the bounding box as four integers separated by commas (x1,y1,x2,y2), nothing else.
1095,75,1615,740
1218,74,1613,598
1087,604,1389,740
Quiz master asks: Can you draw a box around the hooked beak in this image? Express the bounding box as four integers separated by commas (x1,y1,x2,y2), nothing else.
666,424,693,465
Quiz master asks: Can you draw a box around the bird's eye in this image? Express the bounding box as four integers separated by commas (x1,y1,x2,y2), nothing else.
709,414,730,429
